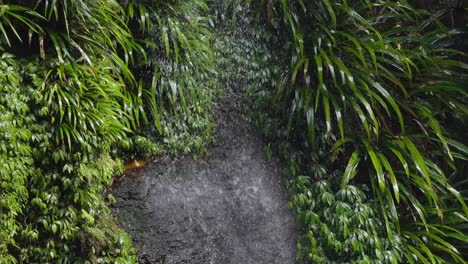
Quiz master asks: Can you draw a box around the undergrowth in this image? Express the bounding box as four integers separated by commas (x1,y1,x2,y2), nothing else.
0,0,219,262
1,0,466,263
216,1,468,263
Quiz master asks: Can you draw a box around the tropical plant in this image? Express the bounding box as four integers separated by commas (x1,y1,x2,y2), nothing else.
0,53,138,263
121,0,220,158
1,0,223,261
234,0,468,263
2,0,466,262
0,0,140,262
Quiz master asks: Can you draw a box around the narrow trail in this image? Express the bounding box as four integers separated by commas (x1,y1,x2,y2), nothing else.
113,88,297,264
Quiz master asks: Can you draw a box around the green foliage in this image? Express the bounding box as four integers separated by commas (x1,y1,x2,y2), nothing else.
1,0,466,262
289,178,400,263
0,53,34,264
0,54,137,263
1,0,139,74
29,58,131,151
1,0,222,262
122,0,220,158
231,0,468,263
211,4,283,126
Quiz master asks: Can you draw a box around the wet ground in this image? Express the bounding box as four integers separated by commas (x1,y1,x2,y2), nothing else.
112,89,297,264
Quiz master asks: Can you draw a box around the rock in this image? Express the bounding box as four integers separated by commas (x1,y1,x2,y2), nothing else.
113,88,297,264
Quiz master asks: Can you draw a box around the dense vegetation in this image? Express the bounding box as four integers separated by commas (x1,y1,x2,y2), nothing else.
225,1,468,263
0,0,217,262
0,0,466,263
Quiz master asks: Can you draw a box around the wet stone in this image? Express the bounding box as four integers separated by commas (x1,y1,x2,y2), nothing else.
112,89,297,264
